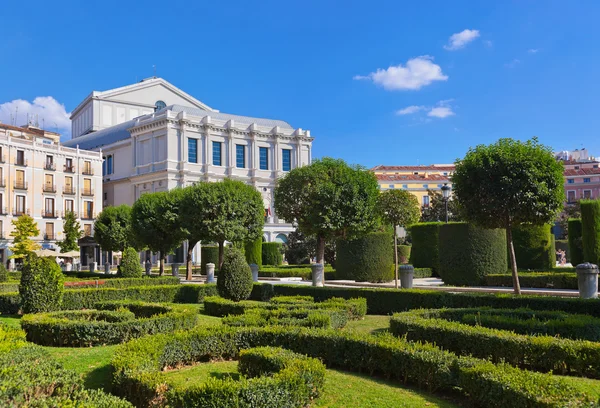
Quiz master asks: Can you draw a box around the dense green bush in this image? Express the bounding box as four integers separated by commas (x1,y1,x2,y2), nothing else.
581,200,600,265
120,247,143,278
336,232,393,282
0,323,26,354
217,249,253,301
244,237,262,267
112,325,596,408
556,239,569,262
0,264,7,282
66,276,180,289
19,255,65,314
397,245,411,264
200,245,220,271
485,272,577,289
512,224,555,270
409,222,442,272
258,264,337,280
438,223,507,286
261,242,283,266
21,301,198,347
569,218,584,265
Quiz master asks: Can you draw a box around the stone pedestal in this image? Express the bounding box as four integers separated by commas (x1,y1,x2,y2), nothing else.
206,263,215,283
145,261,152,276
89,262,97,273
399,264,414,289
171,263,180,277
104,262,111,274
577,263,599,299
250,263,259,282
312,263,324,287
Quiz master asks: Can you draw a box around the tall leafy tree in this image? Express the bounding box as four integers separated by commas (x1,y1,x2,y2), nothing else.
377,189,421,288
93,205,134,254
180,182,211,279
58,211,82,253
274,157,380,275
9,214,40,259
132,190,186,276
452,138,564,294
420,189,463,222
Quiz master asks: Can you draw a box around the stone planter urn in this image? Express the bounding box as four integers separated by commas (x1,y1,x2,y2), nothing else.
312,263,324,287
399,264,414,289
206,263,215,283
577,263,598,299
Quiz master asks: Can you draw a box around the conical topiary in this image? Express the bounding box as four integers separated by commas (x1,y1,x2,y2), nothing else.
217,248,253,301
120,247,143,278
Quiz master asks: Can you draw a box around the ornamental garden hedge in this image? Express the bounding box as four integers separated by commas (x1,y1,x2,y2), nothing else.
581,199,600,265
569,218,584,265
408,222,442,272
438,222,507,286
512,224,555,270
201,245,220,271
261,242,283,266
336,232,393,282
244,237,263,267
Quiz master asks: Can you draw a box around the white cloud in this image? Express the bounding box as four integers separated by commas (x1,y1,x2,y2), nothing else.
444,29,480,50
0,96,70,132
395,105,424,115
428,106,455,118
354,56,448,91
504,58,521,68
528,48,540,54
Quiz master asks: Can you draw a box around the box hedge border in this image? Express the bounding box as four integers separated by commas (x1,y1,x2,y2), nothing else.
484,272,577,289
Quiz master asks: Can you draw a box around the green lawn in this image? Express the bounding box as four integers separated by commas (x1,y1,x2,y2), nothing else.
344,315,390,335
0,315,21,329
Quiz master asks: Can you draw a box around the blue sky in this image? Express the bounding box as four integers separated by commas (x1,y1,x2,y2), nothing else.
1,0,599,167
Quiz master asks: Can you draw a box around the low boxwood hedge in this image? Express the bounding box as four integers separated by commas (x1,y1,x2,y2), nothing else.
0,276,179,294
21,301,198,347
485,272,577,289
258,265,337,280
112,325,596,408
390,308,600,378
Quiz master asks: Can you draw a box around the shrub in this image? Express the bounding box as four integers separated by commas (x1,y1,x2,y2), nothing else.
485,272,577,289
512,224,555,270
408,222,442,272
119,247,143,278
569,218,584,266
0,264,7,282
19,254,65,314
201,245,219,271
261,242,283,266
336,232,393,282
438,222,507,286
244,237,262,267
397,245,411,264
556,239,569,262
581,200,600,265
218,249,253,301
0,323,26,354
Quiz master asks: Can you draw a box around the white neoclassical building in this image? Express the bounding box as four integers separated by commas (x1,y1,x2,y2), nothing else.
64,77,313,264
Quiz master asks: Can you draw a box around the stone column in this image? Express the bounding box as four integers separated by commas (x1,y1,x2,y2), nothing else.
104,262,111,274
312,263,324,287
399,264,414,289
206,263,215,283
250,263,259,282
577,263,598,299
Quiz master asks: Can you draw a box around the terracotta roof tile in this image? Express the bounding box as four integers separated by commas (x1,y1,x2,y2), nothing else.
372,165,455,172
376,174,451,182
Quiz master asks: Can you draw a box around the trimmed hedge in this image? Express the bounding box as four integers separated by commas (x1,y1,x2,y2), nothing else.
336,232,394,282
21,301,198,347
0,264,7,282
397,245,411,264
259,265,336,280
485,272,577,289
261,242,283,266
438,223,507,286
569,218,584,266
409,222,442,272
390,308,600,378
20,255,65,313
512,224,555,270
556,239,569,262
112,325,597,408
218,248,253,301
201,245,220,271
581,200,600,265
244,237,263,267
0,276,179,294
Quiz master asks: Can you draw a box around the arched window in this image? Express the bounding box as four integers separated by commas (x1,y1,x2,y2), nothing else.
275,234,288,244
154,100,167,112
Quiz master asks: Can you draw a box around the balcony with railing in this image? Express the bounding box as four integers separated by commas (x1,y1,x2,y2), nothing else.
82,167,94,175
64,165,75,173
43,184,57,193
44,233,56,241
82,188,94,196
62,210,77,218
15,158,28,167
12,208,30,216
81,212,95,220
44,162,56,171
63,186,76,195
42,210,57,218
14,181,28,190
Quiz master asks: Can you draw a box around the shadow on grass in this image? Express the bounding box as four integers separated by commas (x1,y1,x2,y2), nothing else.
210,371,241,381
84,364,113,391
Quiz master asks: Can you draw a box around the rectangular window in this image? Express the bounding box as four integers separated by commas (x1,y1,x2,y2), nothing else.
65,158,73,172
45,223,54,240
282,149,292,172
84,224,92,236
83,178,91,195
212,142,222,166
423,196,430,207
83,201,93,219
389,184,395,189
568,191,576,203
64,199,74,213
568,179,574,184
107,155,113,174
259,147,269,170
584,178,591,183
45,155,53,170
45,198,54,217
584,190,592,199
402,184,408,189
236,144,245,168
15,170,25,189
15,196,25,214
83,161,92,174
188,138,198,163
16,150,24,166
102,157,106,176
423,184,429,189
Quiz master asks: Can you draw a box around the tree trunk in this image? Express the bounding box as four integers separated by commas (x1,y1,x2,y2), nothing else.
159,252,165,276
394,230,399,289
218,241,225,271
506,226,521,295
186,240,198,281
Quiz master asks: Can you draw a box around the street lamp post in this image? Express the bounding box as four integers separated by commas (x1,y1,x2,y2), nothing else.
441,184,451,223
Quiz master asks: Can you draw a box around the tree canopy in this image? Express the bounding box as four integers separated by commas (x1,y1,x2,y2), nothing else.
58,211,81,253
93,204,134,253
10,215,40,259
452,137,564,294
420,189,462,222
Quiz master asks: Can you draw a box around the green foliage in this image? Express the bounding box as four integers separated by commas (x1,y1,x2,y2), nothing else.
244,237,262,267
9,214,40,259
390,308,600,378
397,245,411,264
557,201,581,239
21,301,198,347
261,242,283,266
408,222,442,271
336,232,394,282
438,222,507,286
420,189,463,222
581,199,600,265
568,218,584,265
485,272,578,289
274,157,380,262
284,231,314,265
378,189,420,228
258,264,337,280
217,248,253,301
512,224,555,270
201,245,219,271
94,205,134,252
19,254,65,314
0,264,7,282
57,210,82,253
0,323,26,354
120,247,143,278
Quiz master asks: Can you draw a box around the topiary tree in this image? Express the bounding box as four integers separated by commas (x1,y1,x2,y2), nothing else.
9,215,40,260
58,211,81,253
378,189,421,288
336,231,394,283
244,237,262,267
0,263,8,282
94,205,135,253
512,224,555,270
568,218,584,266
201,246,220,272
19,254,65,313
217,248,253,301
452,138,564,294
581,200,600,265
408,223,443,273
262,242,283,266
119,247,143,278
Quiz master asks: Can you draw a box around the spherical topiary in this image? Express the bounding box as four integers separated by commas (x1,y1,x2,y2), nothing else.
0,263,7,282
201,246,219,271
217,248,253,301
120,247,143,278
568,219,584,265
262,242,283,266
244,238,262,267
19,254,65,313
438,222,507,286
336,232,394,283
512,224,555,270
409,223,443,272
